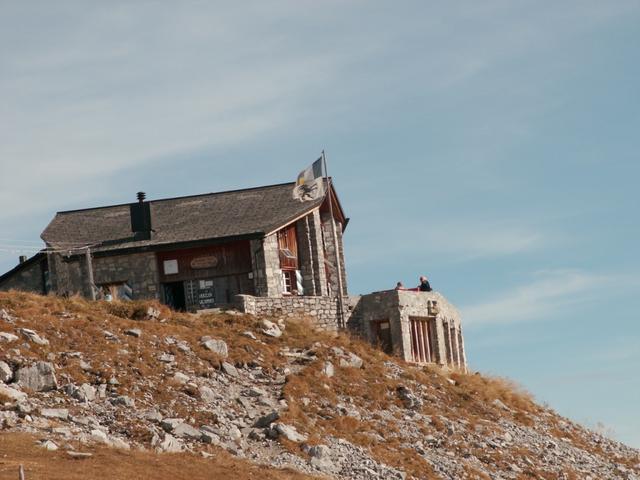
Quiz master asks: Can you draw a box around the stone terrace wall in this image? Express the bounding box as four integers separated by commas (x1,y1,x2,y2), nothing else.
235,294,356,331
234,290,467,370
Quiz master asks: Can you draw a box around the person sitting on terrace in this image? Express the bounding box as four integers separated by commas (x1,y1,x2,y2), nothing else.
395,281,405,290
418,276,432,292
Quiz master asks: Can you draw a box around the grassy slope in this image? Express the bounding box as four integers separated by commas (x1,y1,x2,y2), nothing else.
0,433,315,480
0,291,638,480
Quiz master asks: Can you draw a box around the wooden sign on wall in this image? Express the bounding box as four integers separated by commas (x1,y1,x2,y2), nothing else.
190,256,219,269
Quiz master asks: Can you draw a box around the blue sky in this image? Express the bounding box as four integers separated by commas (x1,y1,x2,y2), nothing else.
1,1,638,447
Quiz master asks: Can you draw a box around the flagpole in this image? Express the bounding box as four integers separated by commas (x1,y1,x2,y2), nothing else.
321,150,346,329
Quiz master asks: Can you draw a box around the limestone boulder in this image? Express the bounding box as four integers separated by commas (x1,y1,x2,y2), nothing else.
0,332,18,343
322,361,335,378
15,362,58,392
339,352,363,369
201,337,228,358
41,408,69,420
0,361,13,383
271,423,307,443
18,328,49,346
74,383,96,402
221,362,239,378
261,320,282,338
254,410,279,428
0,384,27,402
158,434,183,453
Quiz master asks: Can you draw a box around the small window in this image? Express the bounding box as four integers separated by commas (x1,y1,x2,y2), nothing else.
282,270,303,295
282,270,295,294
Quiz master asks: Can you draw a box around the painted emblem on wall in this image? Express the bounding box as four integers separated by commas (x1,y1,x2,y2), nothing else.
190,255,219,269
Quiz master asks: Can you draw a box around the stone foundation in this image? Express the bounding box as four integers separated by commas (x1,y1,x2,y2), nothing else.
234,289,467,370
235,294,350,331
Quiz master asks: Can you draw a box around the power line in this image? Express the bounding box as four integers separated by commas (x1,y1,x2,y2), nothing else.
0,244,99,255
0,238,98,247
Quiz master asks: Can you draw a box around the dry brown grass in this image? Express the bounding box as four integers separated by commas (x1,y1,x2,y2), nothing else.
3,291,635,479
0,433,317,480
448,372,538,415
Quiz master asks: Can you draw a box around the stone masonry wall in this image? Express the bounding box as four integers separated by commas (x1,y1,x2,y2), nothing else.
91,252,160,300
48,251,159,300
0,258,46,294
357,289,467,370
308,210,329,296
48,253,84,296
250,235,282,297
320,212,348,296
236,294,355,332
295,215,317,296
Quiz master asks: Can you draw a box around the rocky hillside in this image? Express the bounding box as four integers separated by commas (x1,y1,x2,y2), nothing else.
0,292,638,480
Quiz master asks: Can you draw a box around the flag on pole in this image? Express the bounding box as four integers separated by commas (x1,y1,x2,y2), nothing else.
292,157,325,201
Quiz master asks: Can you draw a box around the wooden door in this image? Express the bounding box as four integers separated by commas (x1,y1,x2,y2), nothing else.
278,224,299,270
371,320,393,354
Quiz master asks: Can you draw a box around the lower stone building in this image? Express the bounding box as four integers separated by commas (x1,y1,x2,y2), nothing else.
353,289,467,370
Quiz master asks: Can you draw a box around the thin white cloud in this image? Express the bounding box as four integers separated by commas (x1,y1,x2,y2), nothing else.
0,2,376,221
461,269,616,326
347,218,546,266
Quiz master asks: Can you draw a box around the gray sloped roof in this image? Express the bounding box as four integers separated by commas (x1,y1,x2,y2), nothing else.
41,182,328,253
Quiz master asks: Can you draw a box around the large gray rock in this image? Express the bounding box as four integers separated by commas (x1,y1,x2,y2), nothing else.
396,385,423,410
172,372,189,385
201,337,228,358
89,429,130,450
339,352,363,369
111,395,134,407
41,440,59,451
0,361,12,383
161,417,185,432
304,444,337,473
322,361,335,378
18,328,49,346
161,418,203,440
15,362,58,392
173,422,204,440
199,385,216,403
160,418,202,439
0,332,18,343
0,384,27,401
261,320,282,338
0,309,15,323
254,410,279,428
272,423,307,443
74,384,96,402
221,362,239,378
41,408,69,420
158,434,183,453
